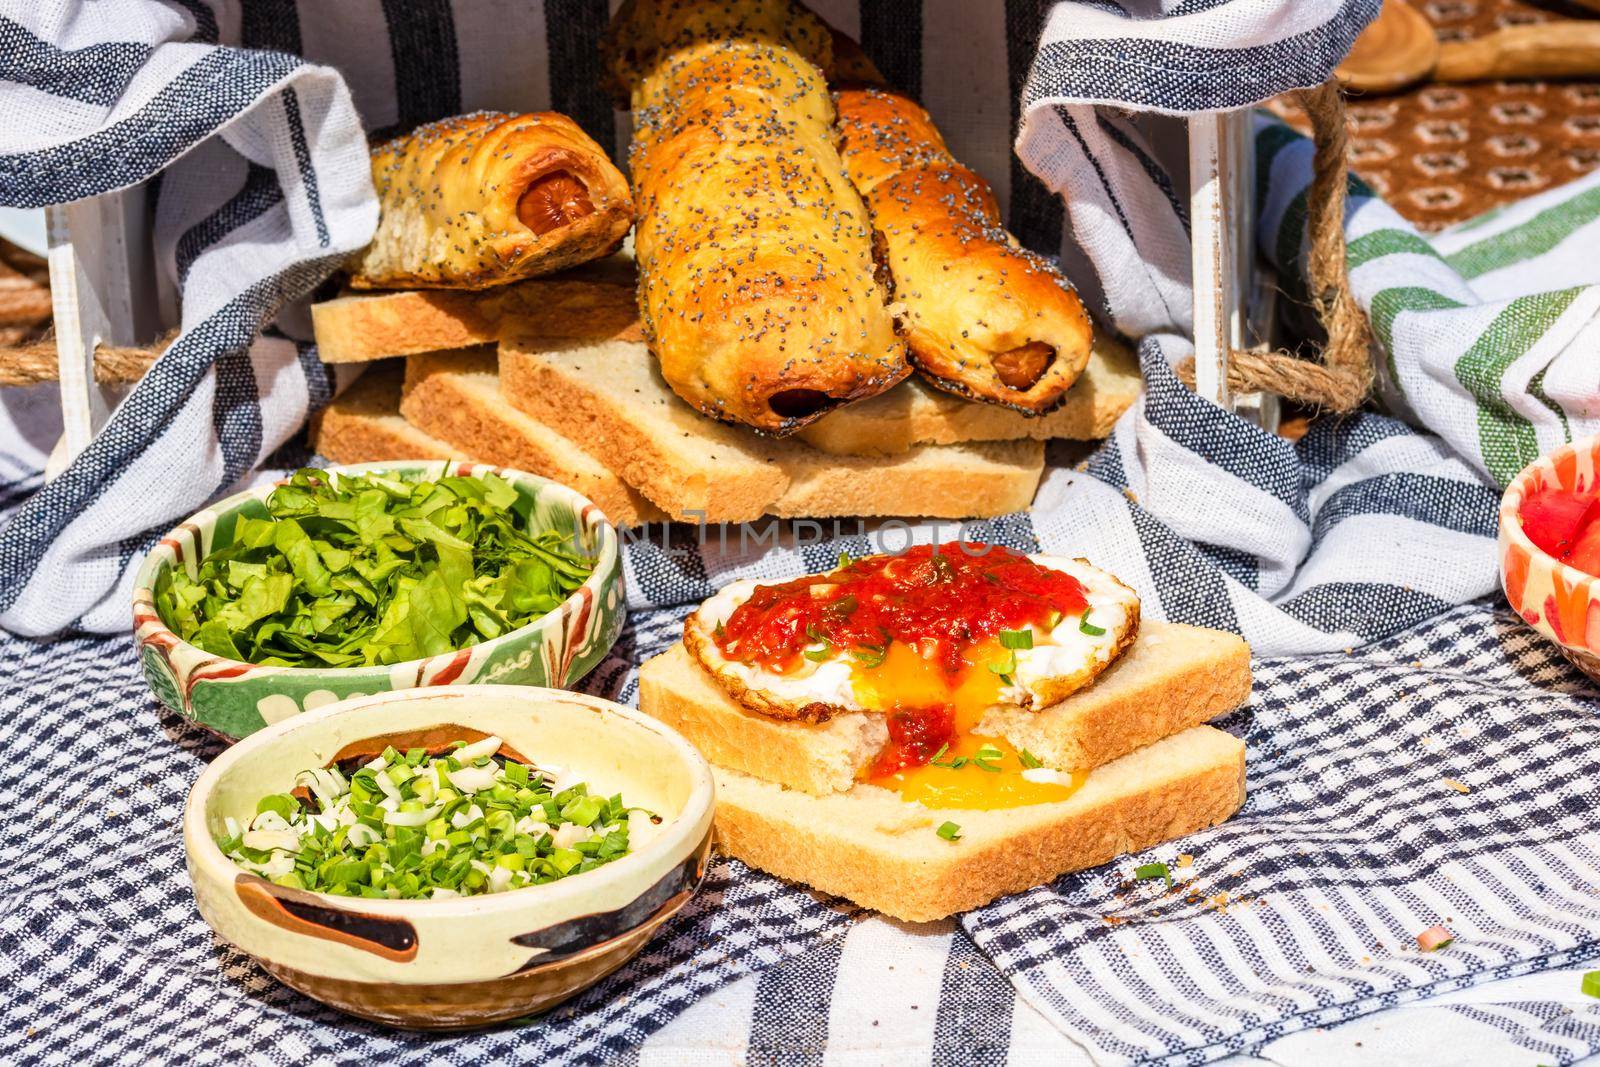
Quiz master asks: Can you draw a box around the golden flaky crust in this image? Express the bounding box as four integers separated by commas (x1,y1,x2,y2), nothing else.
834,86,1094,415
603,0,909,435
349,111,633,290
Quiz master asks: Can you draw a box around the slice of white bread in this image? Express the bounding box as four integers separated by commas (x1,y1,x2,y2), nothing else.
797,333,1142,456
637,621,1251,796
714,725,1246,921
498,337,1045,522
310,361,464,465
312,262,641,364
401,348,666,527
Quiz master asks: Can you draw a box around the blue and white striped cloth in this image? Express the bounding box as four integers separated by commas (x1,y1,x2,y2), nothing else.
4,1,1600,1064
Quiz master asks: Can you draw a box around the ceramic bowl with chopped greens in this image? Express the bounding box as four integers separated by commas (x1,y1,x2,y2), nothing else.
134,462,624,739
183,684,715,1030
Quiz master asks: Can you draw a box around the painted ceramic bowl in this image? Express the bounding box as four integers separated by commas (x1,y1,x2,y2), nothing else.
1498,434,1600,682
183,685,715,1030
133,461,625,740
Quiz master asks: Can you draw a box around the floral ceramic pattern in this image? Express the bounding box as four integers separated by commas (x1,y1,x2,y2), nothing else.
1498,435,1600,682
133,462,625,739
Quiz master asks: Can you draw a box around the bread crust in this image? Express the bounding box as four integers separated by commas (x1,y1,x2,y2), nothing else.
713,726,1248,921
309,362,465,464
834,86,1094,415
313,272,642,363
605,0,909,434
681,557,1140,724
349,111,633,290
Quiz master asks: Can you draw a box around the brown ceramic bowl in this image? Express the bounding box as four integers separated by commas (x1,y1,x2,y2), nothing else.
183,685,715,1030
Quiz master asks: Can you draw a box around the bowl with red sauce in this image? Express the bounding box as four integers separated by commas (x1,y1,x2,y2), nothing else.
1499,433,1600,681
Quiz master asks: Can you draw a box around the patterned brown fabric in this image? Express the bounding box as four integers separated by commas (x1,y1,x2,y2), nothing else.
1272,0,1600,231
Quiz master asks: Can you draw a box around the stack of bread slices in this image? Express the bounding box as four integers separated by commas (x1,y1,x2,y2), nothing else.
637,593,1252,922
309,262,1141,526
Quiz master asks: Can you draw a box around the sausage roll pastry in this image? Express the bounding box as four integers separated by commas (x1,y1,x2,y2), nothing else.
348,111,633,291
604,0,908,435
833,83,1093,414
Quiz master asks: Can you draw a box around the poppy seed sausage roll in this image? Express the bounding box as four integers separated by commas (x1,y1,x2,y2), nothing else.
604,0,909,434
834,84,1093,415
349,111,633,290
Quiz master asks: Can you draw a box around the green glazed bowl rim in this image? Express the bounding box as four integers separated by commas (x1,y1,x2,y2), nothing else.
131,460,621,684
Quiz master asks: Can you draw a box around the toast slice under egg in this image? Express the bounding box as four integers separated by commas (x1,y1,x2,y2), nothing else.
640,620,1250,795
713,725,1246,923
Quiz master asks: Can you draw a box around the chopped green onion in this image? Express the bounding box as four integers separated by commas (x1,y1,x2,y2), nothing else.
971,744,1004,773
987,651,1017,677
936,821,962,842
1133,862,1172,887
1018,749,1044,770
1582,971,1600,999
1079,611,1106,637
218,736,650,900
256,794,299,821
837,550,853,569
998,629,1034,650
850,643,888,668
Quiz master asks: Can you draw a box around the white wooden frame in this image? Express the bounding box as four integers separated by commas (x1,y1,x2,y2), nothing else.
1188,108,1278,431
42,113,1274,474
44,185,160,477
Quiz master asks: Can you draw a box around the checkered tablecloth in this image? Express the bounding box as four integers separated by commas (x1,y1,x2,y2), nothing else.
5,577,1599,1066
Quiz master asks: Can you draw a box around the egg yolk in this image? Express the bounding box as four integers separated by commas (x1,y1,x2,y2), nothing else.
852,640,1085,809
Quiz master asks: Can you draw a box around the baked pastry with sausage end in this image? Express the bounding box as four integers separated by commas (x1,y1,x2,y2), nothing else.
603,0,909,435
349,111,633,290
830,46,1094,414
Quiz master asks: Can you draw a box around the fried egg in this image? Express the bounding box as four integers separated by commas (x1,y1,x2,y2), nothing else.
682,555,1141,724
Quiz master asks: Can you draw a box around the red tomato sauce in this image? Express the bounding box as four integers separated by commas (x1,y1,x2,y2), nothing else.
870,705,956,777
1520,484,1600,577
713,543,1089,675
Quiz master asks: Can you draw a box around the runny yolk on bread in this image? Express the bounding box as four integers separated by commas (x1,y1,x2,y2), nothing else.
689,544,1141,810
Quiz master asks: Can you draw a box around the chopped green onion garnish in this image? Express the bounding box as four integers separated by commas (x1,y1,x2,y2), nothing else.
936,821,962,842
838,550,853,569
1018,749,1044,770
850,643,888,668
218,736,653,900
1583,971,1600,999
987,651,1017,677
998,629,1034,650
1079,611,1106,637
1133,862,1173,887
971,744,1003,773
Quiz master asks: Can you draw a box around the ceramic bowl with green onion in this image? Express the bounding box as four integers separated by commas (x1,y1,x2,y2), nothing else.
133,461,625,740
182,685,715,1030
